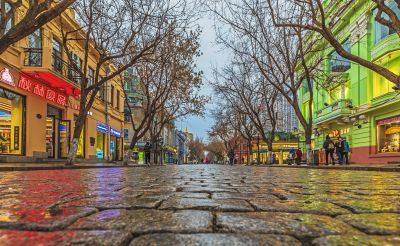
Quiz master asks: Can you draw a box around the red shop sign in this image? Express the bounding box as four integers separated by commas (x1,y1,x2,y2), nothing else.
18,76,67,106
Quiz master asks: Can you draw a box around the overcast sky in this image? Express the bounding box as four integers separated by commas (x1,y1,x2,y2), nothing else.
181,14,230,142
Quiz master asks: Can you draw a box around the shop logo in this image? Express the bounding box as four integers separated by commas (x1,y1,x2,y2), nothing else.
0,68,15,87
110,127,122,138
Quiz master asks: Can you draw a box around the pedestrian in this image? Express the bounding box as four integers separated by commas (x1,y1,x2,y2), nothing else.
229,149,234,165
272,153,276,164
323,135,335,165
144,142,151,165
295,148,303,165
342,137,350,165
288,147,296,165
335,137,344,164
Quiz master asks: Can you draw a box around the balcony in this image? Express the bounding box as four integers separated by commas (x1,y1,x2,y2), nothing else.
22,48,81,96
314,99,351,124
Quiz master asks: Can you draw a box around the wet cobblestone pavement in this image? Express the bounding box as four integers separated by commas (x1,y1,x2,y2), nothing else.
0,165,399,245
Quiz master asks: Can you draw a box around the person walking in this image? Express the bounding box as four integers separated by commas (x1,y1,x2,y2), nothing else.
229,149,235,165
323,135,335,165
295,148,303,165
342,137,350,164
144,142,151,165
335,138,344,165
288,147,296,165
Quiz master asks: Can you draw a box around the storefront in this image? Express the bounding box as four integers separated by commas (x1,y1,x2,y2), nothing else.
377,116,400,153
0,77,26,156
96,122,107,159
110,127,122,161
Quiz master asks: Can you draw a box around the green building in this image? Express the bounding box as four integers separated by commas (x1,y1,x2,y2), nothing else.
300,0,400,164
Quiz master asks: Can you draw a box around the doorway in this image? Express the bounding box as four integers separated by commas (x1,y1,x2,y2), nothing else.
46,105,70,159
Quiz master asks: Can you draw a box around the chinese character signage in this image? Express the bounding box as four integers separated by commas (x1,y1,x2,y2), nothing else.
18,76,67,106
110,127,122,138
0,68,15,87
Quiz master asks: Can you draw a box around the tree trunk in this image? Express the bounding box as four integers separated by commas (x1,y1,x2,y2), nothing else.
305,130,313,165
66,138,79,166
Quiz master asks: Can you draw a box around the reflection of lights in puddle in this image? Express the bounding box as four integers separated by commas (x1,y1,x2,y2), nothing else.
0,210,22,221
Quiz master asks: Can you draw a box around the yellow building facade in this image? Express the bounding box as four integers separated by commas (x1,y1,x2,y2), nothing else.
0,8,124,162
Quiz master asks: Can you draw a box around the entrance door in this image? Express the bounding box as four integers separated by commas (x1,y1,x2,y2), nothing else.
58,120,70,158
46,116,55,158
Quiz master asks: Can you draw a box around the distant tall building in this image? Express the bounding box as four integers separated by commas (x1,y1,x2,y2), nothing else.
276,94,298,133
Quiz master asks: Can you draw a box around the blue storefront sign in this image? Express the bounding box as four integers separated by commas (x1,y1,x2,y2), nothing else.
110,127,122,138
96,149,104,159
96,122,108,134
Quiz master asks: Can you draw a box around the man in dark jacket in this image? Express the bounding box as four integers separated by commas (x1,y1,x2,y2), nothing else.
323,135,335,165
335,138,344,164
144,142,152,165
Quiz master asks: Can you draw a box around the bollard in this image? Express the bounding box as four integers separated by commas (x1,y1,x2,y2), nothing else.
279,151,283,165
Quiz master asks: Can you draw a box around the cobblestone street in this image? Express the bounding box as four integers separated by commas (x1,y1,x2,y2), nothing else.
0,165,399,245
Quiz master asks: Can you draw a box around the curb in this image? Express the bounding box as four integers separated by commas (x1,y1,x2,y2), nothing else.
264,164,400,172
0,164,167,172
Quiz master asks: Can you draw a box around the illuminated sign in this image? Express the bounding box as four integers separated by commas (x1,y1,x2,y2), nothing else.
18,76,67,106
378,116,400,125
110,127,122,138
0,68,15,87
96,122,108,134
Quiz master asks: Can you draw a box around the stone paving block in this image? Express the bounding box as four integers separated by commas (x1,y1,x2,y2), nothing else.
312,235,400,246
173,192,210,199
249,199,350,216
129,233,301,246
64,196,162,210
212,192,279,200
0,207,97,231
159,197,254,211
336,213,400,235
332,199,400,213
0,230,132,246
217,212,361,238
69,209,213,234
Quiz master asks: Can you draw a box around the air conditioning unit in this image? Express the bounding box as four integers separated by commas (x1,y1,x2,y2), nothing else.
359,114,367,120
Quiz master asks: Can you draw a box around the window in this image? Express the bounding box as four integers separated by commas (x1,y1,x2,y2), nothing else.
26,29,42,66
88,67,94,87
330,39,351,72
116,90,120,110
52,39,62,73
99,78,106,101
377,116,400,153
2,2,13,33
0,88,25,155
68,52,81,83
373,2,400,44
110,85,115,107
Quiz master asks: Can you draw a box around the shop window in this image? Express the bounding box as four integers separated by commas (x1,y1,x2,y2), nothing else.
377,117,400,153
68,52,82,83
373,2,400,44
74,115,85,158
0,88,25,155
96,131,105,159
329,39,351,72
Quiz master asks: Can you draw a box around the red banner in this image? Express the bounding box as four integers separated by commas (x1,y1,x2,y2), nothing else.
18,76,67,106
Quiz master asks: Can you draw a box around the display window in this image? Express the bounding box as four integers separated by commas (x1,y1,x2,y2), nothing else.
96,131,105,159
0,87,25,155
377,116,400,153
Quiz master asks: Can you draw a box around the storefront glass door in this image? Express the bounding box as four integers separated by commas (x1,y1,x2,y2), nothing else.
58,120,70,158
46,116,55,158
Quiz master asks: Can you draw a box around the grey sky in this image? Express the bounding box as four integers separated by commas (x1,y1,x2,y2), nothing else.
182,14,230,142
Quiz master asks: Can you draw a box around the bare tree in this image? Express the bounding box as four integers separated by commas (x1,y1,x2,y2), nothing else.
266,0,400,86
62,0,184,165
209,0,325,164
124,26,205,164
212,57,279,164
0,0,76,54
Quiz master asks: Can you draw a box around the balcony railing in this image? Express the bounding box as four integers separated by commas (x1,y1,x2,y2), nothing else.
52,55,82,86
24,48,42,67
314,99,351,124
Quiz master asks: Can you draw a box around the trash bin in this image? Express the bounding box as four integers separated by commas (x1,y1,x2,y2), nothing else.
312,149,320,166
